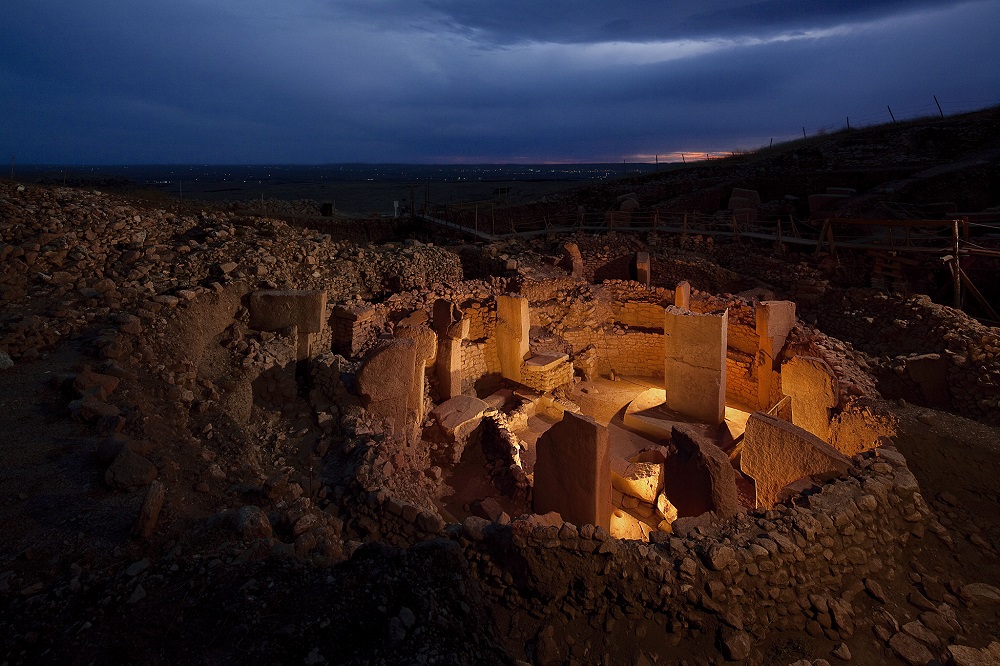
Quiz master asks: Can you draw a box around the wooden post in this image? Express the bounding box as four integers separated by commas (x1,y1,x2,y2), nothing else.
934,95,944,118
846,116,850,130
952,219,961,309
826,221,838,262
888,106,896,124
802,127,807,139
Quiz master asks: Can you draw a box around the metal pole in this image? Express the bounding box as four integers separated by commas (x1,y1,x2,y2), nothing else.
952,219,961,309
846,116,850,130
934,95,944,118
887,106,896,124
802,127,807,139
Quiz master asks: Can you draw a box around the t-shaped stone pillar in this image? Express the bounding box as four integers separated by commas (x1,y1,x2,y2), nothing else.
663,305,727,425
433,299,467,399
755,300,796,410
674,281,691,310
781,355,839,442
496,295,530,383
394,324,438,425
636,252,651,287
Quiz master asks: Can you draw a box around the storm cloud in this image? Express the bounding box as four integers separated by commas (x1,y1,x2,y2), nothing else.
1,0,998,163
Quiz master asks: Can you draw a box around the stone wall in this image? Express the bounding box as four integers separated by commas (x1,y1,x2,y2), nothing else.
614,301,666,329
358,444,932,662
461,339,500,393
726,349,757,408
563,331,665,378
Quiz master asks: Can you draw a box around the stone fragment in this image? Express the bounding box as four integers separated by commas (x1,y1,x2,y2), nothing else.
741,412,851,509
533,412,611,530
560,243,584,279
663,305,727,425
430,394,488,441
611,458,663,504
719,629,751,661
234,505,273,539
655,493,678,523
104,450,158,489
0,350,12,371
610,509,647,541
781,355,838,441
635,251,650,286
662,426,739,519
961,582,1000,604
674,281,691,309
132,480,165,539
949,642,1000,666
888,632,934,666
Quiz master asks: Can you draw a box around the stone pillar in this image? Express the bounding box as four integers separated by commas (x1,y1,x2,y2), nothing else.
496,295,530,383
635,252,650,287
561,242,584,279
433,299,467,399
781,355,838,441
394,324,438,424
533,412,611,530
674,281,691,309
754,300,796,410
355,339,417,438
663,305,727,425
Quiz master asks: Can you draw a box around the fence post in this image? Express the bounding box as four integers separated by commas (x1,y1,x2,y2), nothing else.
952,219,961,309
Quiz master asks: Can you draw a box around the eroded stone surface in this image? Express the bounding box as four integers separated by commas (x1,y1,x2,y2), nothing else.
742,411,852,508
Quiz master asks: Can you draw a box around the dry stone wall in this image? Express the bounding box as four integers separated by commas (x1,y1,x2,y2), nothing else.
458,446,930,646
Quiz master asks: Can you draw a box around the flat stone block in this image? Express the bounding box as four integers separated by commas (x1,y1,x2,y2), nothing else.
741,411,851,509
250,290,327,333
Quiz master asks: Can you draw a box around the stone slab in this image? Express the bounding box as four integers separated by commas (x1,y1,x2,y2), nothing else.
662,425,739,520
355,338,416,437
741,411,852,509
781,355,838,441
533,412,611,530
431,394,489,440
249,290,327,333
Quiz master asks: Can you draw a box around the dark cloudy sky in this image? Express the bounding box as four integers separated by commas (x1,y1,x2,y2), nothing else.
2,1,998,164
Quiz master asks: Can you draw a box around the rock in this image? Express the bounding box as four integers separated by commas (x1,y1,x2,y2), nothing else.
832,642,852,661
701,544,736,571
234,505,273,540
948,642,1000,666
719,629,751,661
132,480,165,539
864,577,887,603
125,558,150,577
610,458,663,504
104,450,157,489
889,632,934,665
961,582,1000,604
127,584,146,604
0,350,12,370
